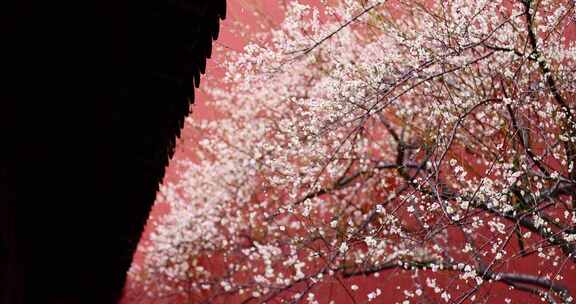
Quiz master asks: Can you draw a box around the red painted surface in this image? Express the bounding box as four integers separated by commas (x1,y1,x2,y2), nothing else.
124,2,576,303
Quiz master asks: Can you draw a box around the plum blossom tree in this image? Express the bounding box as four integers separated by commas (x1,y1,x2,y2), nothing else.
129,0,576,303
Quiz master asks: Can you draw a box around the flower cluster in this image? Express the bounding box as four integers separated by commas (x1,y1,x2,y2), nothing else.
129,0,576,303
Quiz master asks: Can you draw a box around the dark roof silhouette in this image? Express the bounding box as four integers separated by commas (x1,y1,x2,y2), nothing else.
1,0,226,302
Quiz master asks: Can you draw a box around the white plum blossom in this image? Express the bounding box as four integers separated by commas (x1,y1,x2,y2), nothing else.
128,0,576,303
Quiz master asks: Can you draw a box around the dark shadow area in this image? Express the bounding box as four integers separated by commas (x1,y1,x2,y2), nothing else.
1,1,225,302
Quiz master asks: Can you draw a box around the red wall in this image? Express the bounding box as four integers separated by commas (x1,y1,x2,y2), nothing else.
124,1,576,303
